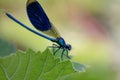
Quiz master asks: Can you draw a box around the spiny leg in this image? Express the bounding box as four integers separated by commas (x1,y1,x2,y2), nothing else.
47,45,58,49
47,44,61,56
47,46,56,48
47,44,59,52
52,44,58,47
61,49,65,60
52,44,59,52
47,44,59,48
53,47,61,55
61,49,71,60
65,50,71,59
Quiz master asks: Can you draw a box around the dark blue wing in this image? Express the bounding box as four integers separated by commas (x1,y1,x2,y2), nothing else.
27,0,51,31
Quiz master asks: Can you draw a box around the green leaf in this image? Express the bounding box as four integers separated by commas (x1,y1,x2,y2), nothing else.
0,49,85,80
0,38,16,57
72,62,86,72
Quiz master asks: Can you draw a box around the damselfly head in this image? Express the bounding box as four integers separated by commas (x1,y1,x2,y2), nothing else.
66,44,72,51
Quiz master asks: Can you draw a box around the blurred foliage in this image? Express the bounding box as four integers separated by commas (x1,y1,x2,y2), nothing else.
65,64,116,80
0,38,16,57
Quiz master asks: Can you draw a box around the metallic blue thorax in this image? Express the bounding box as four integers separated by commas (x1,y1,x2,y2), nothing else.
57,37,66,47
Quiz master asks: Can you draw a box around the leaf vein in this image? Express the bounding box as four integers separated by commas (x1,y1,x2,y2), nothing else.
37,53,48,80
10,54,20,79
0,64,10,80
55,62,69,80
23,52,31,80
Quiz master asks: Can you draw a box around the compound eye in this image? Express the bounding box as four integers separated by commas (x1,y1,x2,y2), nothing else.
66,44,72,50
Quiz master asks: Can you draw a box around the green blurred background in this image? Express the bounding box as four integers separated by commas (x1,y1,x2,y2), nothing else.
1,0,120,80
